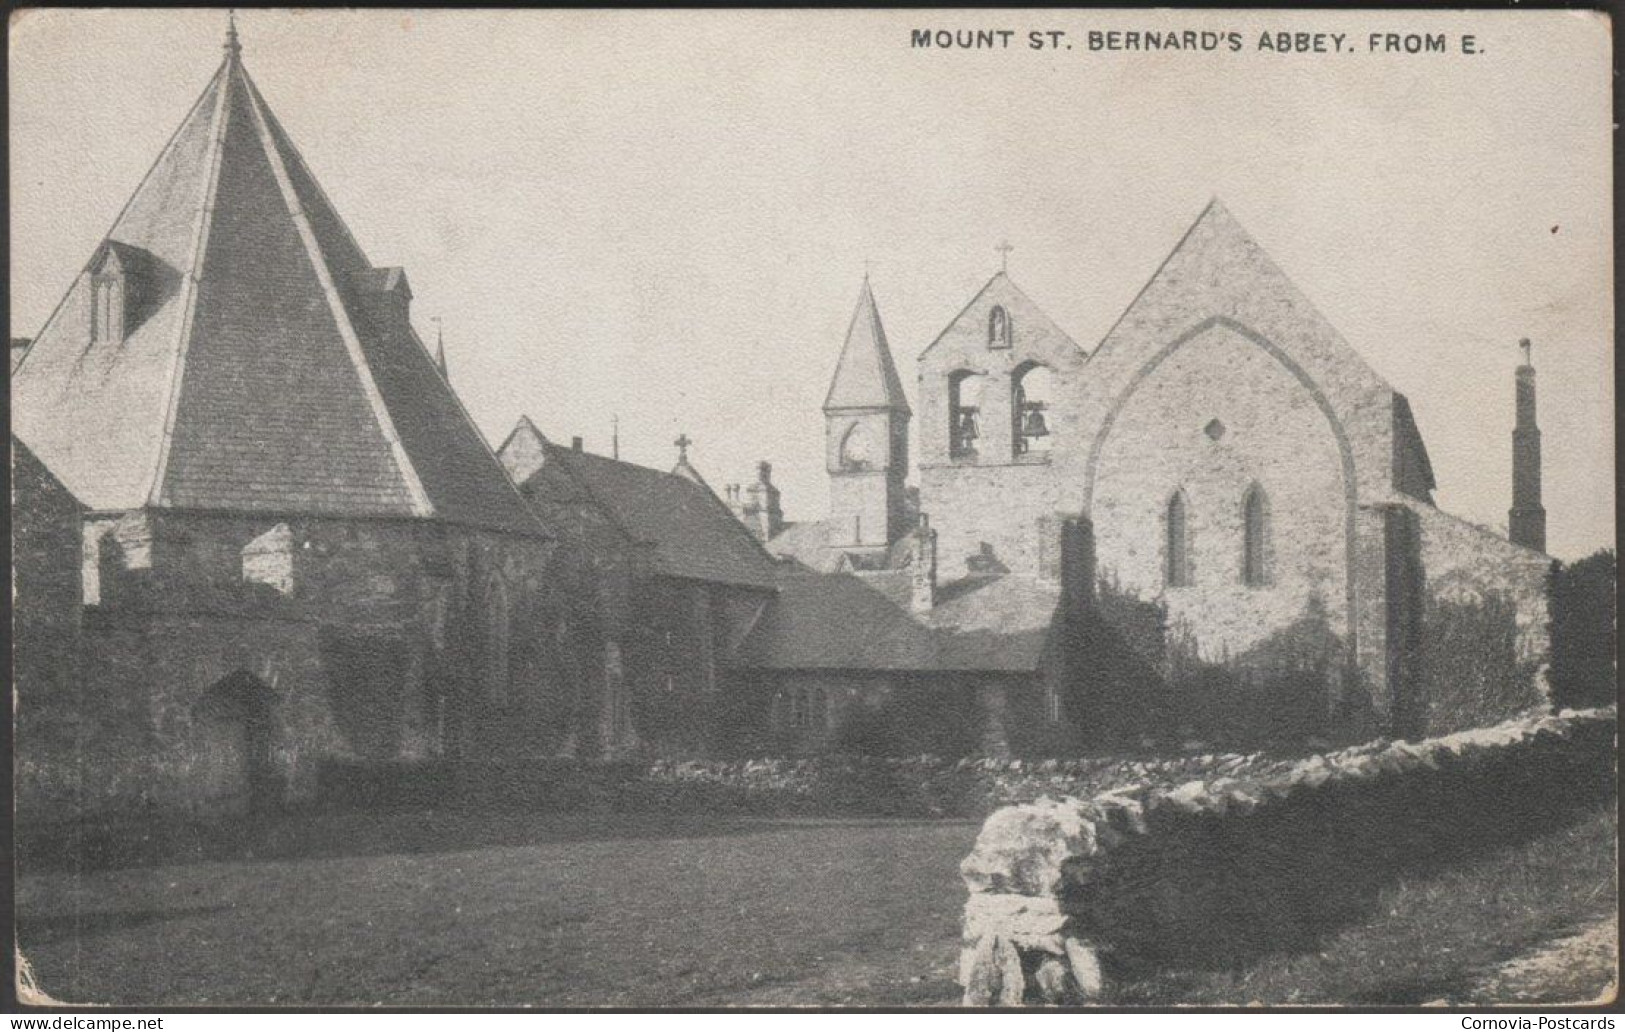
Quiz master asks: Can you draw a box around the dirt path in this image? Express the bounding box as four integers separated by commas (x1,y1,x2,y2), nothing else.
1450,917,1618,1006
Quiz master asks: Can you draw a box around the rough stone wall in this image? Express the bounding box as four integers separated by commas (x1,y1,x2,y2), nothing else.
1408,501,1551,733
958,706,1617,1006
11,443,87,821
20,507,569,821
919,464,1063,582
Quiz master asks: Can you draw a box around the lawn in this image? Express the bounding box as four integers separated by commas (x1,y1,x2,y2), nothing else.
1110,805,1618,1007
16,813,979,1008
16,805,1616,1008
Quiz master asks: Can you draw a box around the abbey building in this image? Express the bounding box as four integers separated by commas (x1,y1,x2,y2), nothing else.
11,26,1554,819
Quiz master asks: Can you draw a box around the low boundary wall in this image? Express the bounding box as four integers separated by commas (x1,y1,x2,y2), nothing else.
957,708,1617,1006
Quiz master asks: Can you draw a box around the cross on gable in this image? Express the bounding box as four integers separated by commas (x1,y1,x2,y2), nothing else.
996,239,1014,273
674,433,693,461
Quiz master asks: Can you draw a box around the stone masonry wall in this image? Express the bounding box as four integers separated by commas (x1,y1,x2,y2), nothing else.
20,508,565,823
957,707,1616,1006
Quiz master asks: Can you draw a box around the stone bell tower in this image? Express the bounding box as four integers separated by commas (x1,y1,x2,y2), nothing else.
823,276,911,554
1508,338,1546,553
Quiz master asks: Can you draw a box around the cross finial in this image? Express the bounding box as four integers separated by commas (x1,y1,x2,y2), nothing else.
863,257,872,281
224,10,242,58
675,433,693,462
996,239,1014,273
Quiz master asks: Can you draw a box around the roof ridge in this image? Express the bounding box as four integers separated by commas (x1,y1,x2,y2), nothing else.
15,60,234,383
218,58,433,516
399,322,550,534
145,57,236,507
823,277,910,413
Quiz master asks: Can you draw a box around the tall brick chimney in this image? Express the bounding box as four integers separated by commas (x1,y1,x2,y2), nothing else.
1508,338,1546,552
911,514,938,614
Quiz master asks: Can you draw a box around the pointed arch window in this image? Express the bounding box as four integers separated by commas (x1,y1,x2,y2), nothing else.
1165,490,1191,588
483,576,512,704
988,305,1013,349
1242,484,1270,587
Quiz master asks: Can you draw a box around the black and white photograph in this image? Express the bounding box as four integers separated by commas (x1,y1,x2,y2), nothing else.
7,7,1617,1013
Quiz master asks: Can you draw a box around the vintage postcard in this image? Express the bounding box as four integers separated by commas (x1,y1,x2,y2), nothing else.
8,7,1615,1012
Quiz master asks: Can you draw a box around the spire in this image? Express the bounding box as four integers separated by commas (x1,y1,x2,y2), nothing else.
432,317,448,378
1509,337,1546,551
823,276,910,414
224,10,242,61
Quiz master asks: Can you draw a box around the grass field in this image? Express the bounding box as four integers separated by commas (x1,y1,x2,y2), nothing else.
17,813,978,1008
16,805,1616,1008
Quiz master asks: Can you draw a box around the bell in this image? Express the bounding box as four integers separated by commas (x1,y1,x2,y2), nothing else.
1022,406,1049,438
958,410,979,440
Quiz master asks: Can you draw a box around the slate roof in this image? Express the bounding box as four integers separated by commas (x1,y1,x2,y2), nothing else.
764,519,838,571
733,571,1061,674
823,278,910,413
505,424,780,590
11,39,544,537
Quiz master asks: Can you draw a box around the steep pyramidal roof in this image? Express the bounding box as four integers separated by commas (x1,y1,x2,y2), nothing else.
823,277,910,414
12,30,544,537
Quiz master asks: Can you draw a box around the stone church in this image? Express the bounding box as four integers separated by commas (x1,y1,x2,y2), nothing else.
726,204,1553,754
9,27,629,820
10,25,1557,820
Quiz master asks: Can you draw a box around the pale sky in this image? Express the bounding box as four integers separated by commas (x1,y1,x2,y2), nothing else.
10,9,1614,560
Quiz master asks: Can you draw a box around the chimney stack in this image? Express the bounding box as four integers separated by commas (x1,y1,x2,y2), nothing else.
739,460,784,541
1508,338,1546,552
571,436,584,452
911,514,938,614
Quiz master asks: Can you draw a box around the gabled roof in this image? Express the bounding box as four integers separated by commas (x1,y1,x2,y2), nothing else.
823,277,910,414
918,270,1086,362
733,571,1060,674
11,37,544,537
508,431,781,590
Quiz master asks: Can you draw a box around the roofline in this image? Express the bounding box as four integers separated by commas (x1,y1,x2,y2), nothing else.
1087,198,1222,361
228,61,435,518
915,269,1086,362
399,322,557,538
12,54,232,381
551,442,786,572
823,278,912,415
116,503,555,540
147,57,235,509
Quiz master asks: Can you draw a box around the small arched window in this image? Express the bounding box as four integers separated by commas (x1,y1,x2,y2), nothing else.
988,305,1013,349
1165,490,1191,588
839,422,876,471
1242,484,1270,586
948,370,985,459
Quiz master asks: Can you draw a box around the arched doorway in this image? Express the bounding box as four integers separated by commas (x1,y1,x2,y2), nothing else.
195,670,278,815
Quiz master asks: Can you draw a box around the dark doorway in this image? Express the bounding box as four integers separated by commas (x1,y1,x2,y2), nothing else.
198,670,280,814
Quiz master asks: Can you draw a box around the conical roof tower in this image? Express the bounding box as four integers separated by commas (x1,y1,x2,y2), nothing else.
12,20,544,536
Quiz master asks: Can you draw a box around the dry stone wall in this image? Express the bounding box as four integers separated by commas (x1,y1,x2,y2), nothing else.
958,707,1617,1006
